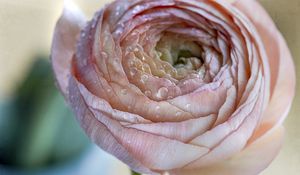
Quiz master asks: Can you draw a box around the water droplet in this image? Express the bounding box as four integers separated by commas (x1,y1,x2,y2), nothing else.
101,52,108,59
129,59,135,66
157,52,162,57
185,104,191,109
132,5,142,14
144,90,151,97
167,96,173,99
115,5,122,13
197,66,206,78
159,66,165,72
114,26,123,36
155,106,160,117
121,89,127,95
141,56,146,61
81,32,86,37
113,59,119,67
157,87,168,99
91,22,96,29
165,79,173,85
140,74,148,83
129,68,138,76
175,111,182,117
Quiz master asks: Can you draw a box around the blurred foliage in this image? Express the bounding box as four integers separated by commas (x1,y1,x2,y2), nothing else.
131,171,141,175
0,57,90,169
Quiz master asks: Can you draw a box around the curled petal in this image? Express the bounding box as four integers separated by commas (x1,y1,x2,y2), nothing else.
233,0,296,142
51,0,86,98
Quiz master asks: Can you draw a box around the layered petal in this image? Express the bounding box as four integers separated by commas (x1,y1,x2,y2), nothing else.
51,0,86,98
170,126,284,175
51,0,295,174
233,0,296,142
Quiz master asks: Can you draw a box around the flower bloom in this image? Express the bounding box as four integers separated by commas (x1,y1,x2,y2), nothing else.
51,0,295,174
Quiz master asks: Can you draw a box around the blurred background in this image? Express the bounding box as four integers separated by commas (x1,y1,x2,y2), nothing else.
0,0,299,175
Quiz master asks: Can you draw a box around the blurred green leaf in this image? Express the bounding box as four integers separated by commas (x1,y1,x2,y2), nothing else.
131,170,141,175
0,57,90,169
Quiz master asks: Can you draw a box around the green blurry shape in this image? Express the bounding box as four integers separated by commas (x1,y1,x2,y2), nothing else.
0,100,19,163
131,170,141,175
51,97,90,162
0,57,89,169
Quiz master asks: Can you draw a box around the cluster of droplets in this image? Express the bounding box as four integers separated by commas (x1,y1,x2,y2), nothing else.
96,0,233,119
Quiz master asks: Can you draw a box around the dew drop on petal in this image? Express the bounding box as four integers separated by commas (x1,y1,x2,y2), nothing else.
113,59,120,68
157,87,168,99
101,52,108,59
91,22,96,29
155,105,160,117
140,74,149,83
197,66,206,79
157,52,162,57
121,89,128,95
128,59,135,66
114,23,125,36
167,96,173,99
145,90,151,97
185,103,191,109
129,68,138,76
132,5,142,14
175,111,182,117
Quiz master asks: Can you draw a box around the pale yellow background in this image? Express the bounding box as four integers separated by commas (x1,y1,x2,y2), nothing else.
0,0,299,174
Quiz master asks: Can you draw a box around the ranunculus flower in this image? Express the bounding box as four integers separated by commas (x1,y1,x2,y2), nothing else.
51,0,296,174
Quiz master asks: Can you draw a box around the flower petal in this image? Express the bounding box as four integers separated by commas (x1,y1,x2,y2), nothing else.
69,77,154,174
51,0,86,98
170,126,284,175
233,0,296,142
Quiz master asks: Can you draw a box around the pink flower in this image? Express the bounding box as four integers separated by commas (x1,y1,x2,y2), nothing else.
51,0,296,174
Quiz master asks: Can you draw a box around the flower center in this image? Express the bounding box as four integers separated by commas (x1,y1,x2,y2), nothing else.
155,33,205,79
173,50,203,70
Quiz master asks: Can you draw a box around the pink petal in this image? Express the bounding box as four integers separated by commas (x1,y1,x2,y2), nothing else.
233,0,296,142
126,114,216,142
51,0,86,98
186,79,263,168
170,126,284,175
68,77,153,174
71,77,209,171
